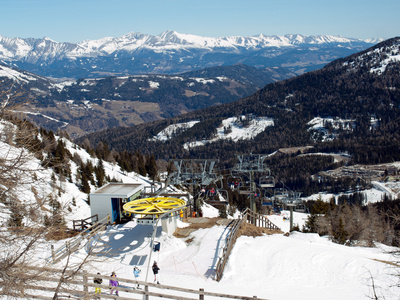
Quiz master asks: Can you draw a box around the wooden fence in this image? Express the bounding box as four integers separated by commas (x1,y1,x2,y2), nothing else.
73,214,99,231
243,208,281,231
51,214,110,264
215,208,280,281
5,266,266,300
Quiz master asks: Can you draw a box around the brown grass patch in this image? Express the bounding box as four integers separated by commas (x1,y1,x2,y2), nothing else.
173,217,282,239
45,227,80,241
184,237,195,244
238,222,283,237
173,217,222,239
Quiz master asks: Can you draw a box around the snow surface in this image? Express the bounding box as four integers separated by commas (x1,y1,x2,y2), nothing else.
151,120,200,142
47,208,400,300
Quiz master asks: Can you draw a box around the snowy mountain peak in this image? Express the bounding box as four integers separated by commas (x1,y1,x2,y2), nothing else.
0,31,381,57
0,31,383,78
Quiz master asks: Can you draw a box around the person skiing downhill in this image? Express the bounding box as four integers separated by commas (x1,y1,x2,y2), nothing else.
152,261,160,284
133,266,141,289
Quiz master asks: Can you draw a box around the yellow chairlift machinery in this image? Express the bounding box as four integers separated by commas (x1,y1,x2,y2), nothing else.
123,196,186,215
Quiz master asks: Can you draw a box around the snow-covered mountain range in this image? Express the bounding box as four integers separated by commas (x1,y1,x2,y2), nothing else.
0,31,381,78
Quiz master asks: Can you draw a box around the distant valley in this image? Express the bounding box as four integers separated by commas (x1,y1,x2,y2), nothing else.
0,63,293,138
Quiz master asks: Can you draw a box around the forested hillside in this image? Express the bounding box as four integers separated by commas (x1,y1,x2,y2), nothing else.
79,37,400,195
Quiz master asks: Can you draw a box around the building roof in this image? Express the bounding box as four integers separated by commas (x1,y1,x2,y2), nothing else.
90,183,144,198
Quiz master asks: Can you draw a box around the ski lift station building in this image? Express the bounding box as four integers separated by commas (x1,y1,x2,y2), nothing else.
89,183,145,224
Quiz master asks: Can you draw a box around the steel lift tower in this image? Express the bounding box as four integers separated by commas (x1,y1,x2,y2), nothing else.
168,159,223,214
231,154,274,223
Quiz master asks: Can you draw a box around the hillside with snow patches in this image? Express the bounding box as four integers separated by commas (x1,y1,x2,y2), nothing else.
0,63,267,138
151,115,274,149
348,40,400,74
150,115,378,148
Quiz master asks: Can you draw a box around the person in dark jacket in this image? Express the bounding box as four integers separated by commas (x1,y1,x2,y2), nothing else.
152,261,160,284
94,272,103,295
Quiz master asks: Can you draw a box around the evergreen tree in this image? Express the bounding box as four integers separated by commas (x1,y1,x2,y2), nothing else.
78,162,92,193
146,154,158,181
94,159,106,187
136,151,146,176
302,214,318,233
332,217,348,245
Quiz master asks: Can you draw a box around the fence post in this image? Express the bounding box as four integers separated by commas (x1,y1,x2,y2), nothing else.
199,288,204,300
51,245,55,263
144,284,149,300
83,270,88,297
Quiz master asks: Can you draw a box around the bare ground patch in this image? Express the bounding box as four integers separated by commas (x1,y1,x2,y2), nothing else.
173,217,222,239
238,222,283,237
173,217,282,240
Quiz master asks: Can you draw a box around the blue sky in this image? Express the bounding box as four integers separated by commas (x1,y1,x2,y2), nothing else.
2,0,399,42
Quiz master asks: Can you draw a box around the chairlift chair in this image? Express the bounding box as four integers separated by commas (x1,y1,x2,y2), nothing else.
227,176,242,190
206,187,217,199
295,203,307,213
273,188,290,201
206,189,229,206
259,175,275,188
238,183,252,195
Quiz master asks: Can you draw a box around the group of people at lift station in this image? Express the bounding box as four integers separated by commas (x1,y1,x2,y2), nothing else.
92,262,161,297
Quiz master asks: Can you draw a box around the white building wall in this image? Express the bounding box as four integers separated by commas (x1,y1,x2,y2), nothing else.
161,215,178,235
90,194,113,221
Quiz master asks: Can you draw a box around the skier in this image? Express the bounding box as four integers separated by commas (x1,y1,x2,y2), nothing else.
93,272,103,296
133,266,141,289
109,271,119,296
152,261,160,284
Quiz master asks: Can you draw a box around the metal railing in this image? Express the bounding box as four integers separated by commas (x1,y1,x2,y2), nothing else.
215,208,280,281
